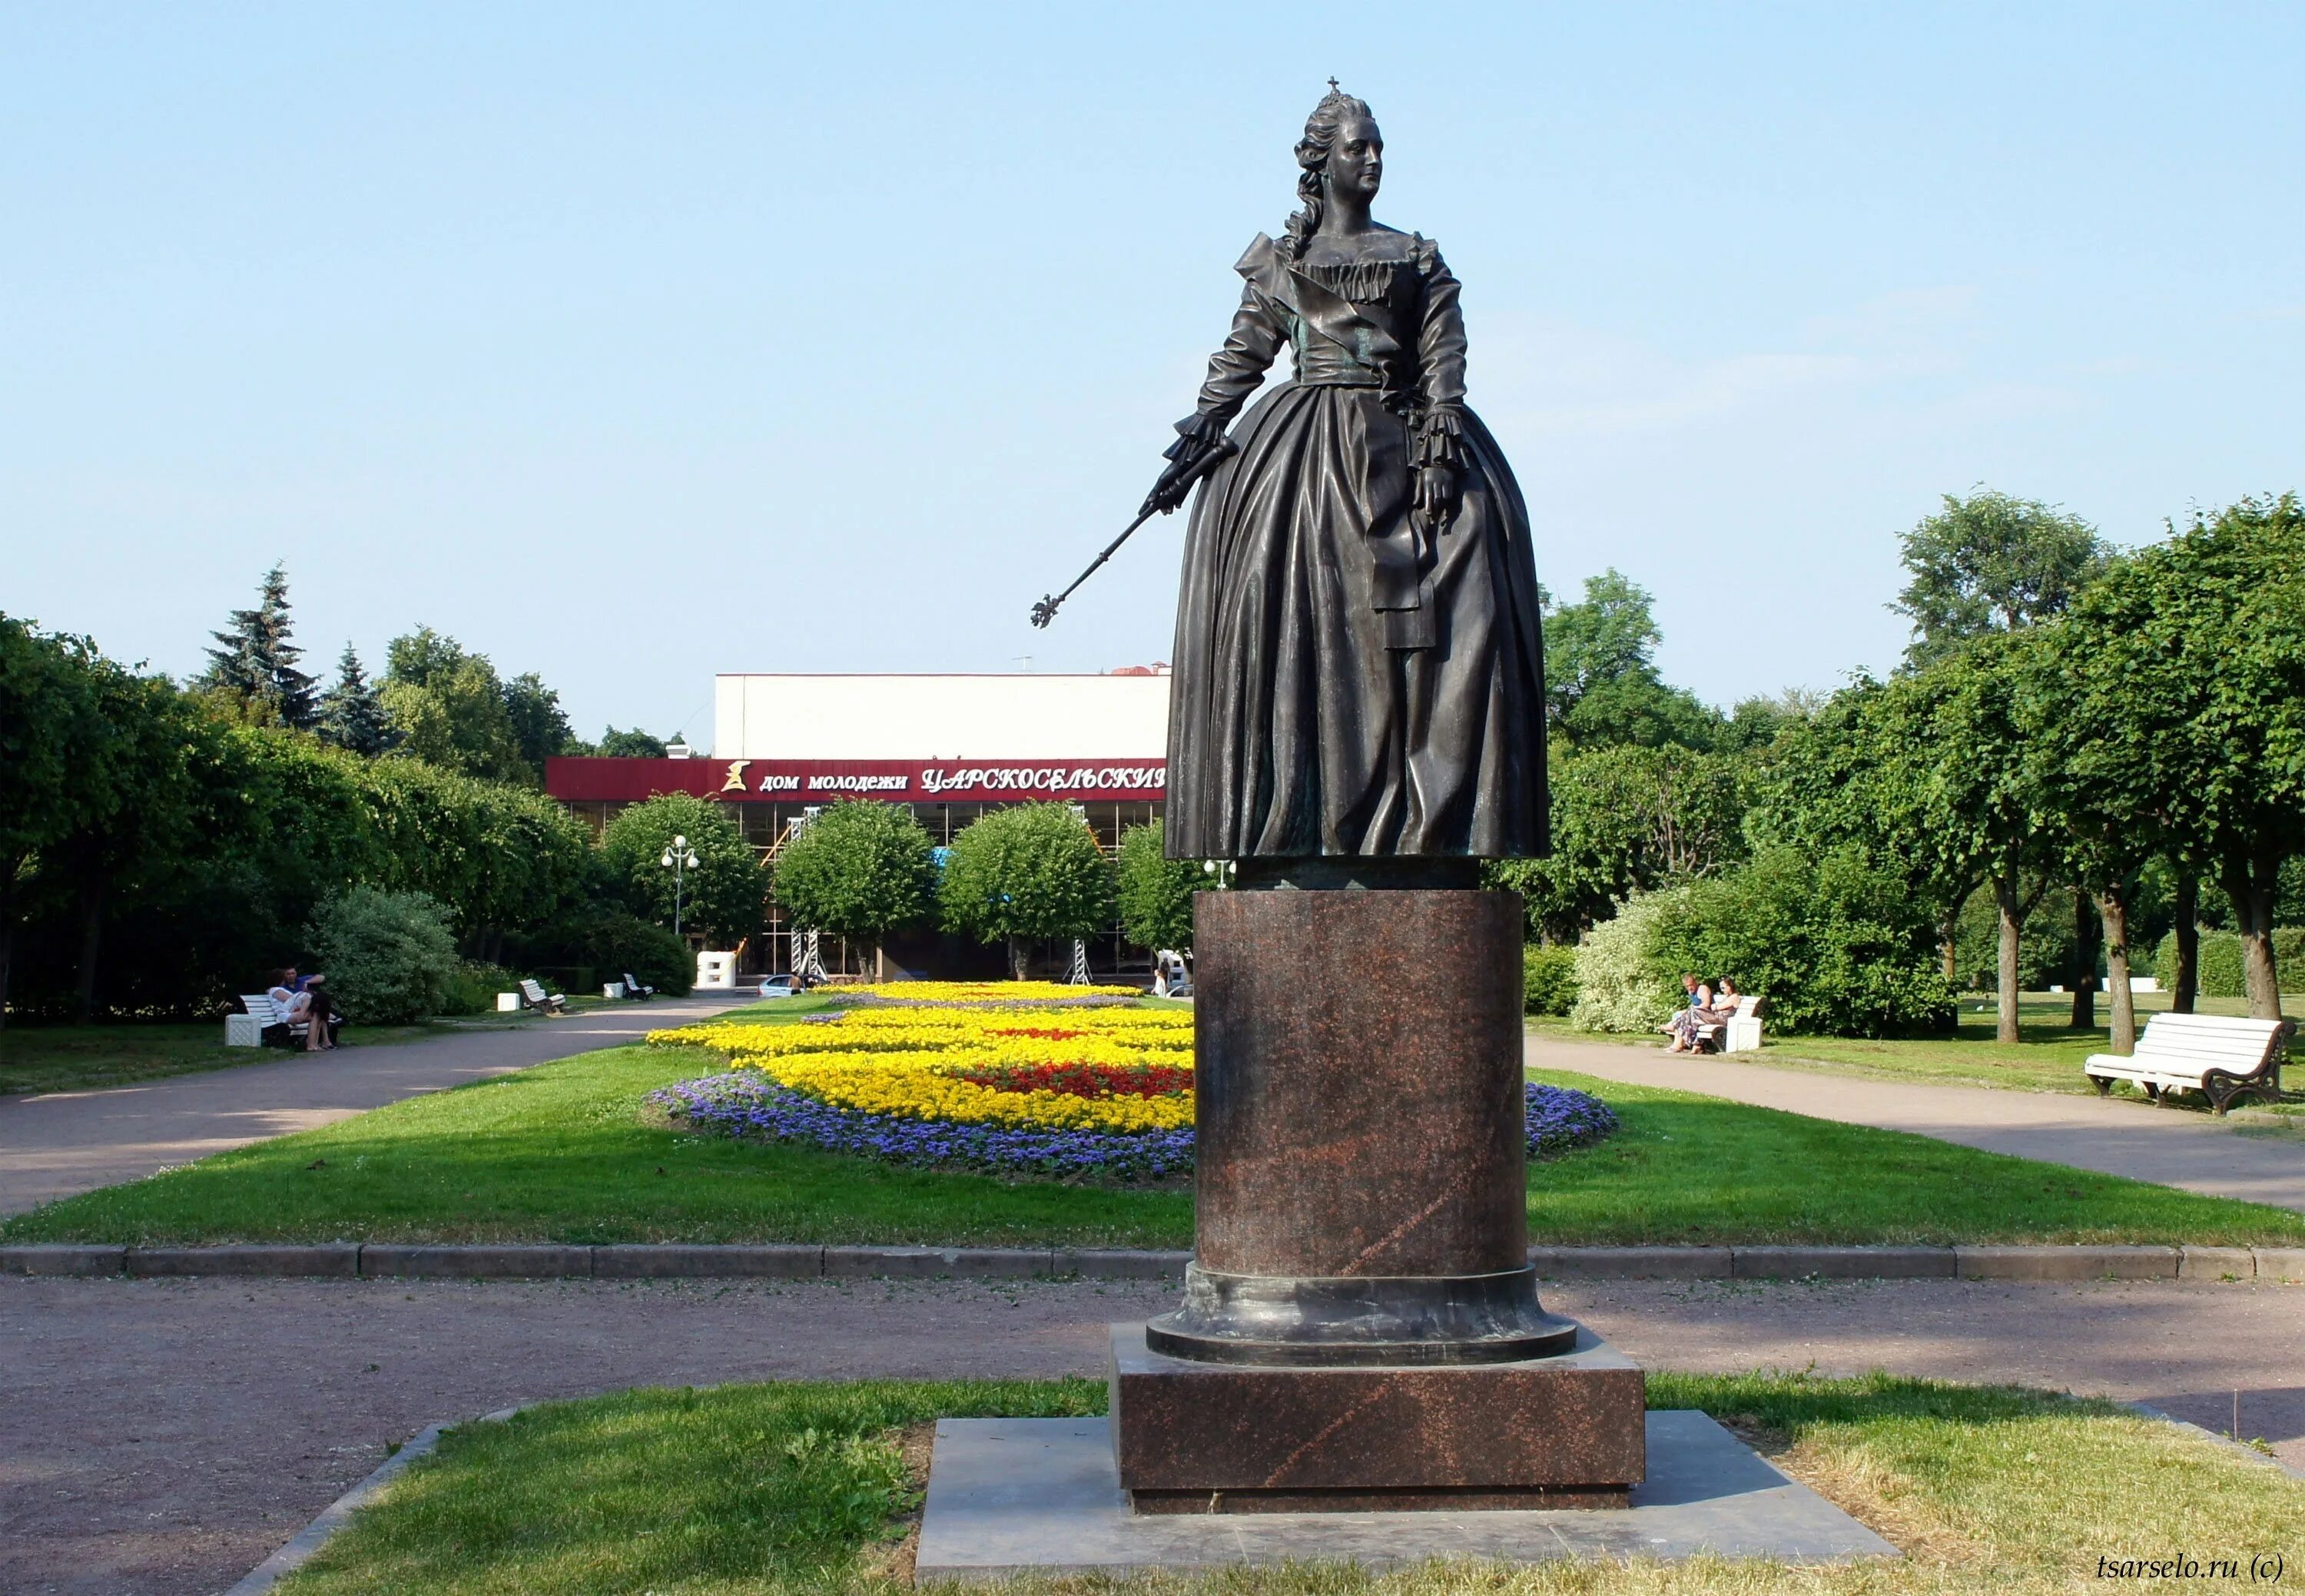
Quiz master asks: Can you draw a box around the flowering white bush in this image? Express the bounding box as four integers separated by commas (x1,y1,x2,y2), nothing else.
1568,889,1681,1034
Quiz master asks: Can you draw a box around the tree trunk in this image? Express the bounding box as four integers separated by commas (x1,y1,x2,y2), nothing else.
1939,901,1960,984
1993,868,2023,1046
73,874,106,1024
2097,889,2135,1054
2171,872,2199,1014
2068,890,2098,1030
0,917,12,1034
2223,856,2284,1021
1007,936,1030,982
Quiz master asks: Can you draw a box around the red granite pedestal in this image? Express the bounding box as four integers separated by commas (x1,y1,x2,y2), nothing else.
1113,878,1647,1513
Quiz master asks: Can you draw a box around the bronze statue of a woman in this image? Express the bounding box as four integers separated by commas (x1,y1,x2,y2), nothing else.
1157,88,1547,864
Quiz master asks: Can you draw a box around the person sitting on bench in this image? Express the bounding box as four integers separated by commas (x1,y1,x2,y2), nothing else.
267,968,335,1052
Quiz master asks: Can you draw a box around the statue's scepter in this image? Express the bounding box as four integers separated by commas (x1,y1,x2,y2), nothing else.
1030,436,1238,629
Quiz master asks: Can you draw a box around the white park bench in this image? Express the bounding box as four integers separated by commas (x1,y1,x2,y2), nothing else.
1693,995,1763,1054
516,977,567,1015
2084,1013,2289,1116
228,992,341,1049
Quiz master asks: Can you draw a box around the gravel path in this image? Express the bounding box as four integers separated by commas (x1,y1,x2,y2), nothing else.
4,1273,2297,1595
0,996,745,1216
1527,1034,2305,1213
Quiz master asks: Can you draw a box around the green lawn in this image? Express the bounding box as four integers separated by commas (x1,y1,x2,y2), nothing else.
8,1040,2299,1247
1535,988,2305,1101
0,1011,580,1099
275,1372,2305,1595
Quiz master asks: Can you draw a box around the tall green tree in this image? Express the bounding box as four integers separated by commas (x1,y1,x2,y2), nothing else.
594,726,668,758
1116,820,1199,951
380,627,528,785
940,804,1113,980
1491,743,1748,942
1542,570,1720,750
771,800,937,974
201,562,319,728
502,671,579,774
2046,496,2305,1017
598,794,762,948
317,645,396,756
1891,489,2111,670
0,617,104,1026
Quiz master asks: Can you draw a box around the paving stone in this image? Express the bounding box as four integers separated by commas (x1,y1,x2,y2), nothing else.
2177,1246,2257,1282
1731,1246,1954,1280
915,1412,1895,1578
592,1244,822,1279
125,1244,358,1278
0,1243,125,1276
2254,1247,2305,1283
1957,1245,2177,1281
1527,1246,1730,1279
358,1244,594,1279
1050,1249,1191,1279
822,1246,1055,1279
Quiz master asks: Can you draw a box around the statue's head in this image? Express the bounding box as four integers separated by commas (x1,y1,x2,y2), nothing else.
1284,85,1378,254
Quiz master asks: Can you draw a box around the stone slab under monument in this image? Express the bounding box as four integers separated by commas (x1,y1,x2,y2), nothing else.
914,1410,1899,1580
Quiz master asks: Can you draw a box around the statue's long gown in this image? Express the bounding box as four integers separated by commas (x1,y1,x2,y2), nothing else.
1166,231,1549,859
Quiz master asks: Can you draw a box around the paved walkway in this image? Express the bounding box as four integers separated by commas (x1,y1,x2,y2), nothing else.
2,1272,2296,1595
0,996,743,1216
1528,1034,2305,1214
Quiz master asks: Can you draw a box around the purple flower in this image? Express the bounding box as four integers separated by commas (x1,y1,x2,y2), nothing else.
650,1074,1619,1181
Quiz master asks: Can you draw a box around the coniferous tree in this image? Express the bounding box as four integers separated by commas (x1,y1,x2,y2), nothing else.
201,563,318,728
317,644,395,756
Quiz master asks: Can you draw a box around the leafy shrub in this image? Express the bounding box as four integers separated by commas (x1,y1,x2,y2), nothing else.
1522,944,1579,1016
1116,821,1198,952
305,888,459,1024
2153,927,2304,996
1568,891,1679,1034
1648,848,1957,1037
514,904,693,997
437,960,519,1016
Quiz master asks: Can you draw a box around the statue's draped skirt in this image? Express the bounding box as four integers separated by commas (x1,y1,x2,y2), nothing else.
1166,379,1549,859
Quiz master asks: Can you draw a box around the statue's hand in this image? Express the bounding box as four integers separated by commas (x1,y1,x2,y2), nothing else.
1144,451,1200,516
1416,461,1461,523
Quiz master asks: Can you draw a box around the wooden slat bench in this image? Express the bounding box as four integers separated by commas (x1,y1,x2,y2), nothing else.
516,978,567,1015
2083,1013,2289,1115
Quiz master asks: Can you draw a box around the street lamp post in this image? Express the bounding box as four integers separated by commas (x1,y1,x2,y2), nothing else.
660,833,701,937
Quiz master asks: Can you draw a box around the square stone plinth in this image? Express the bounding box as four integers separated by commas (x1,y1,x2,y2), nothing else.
914,1412,1898,1580
1109,1321,1644,1509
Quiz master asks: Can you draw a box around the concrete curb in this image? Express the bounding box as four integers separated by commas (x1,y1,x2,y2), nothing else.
2,1241,2298,1283
221,1405,525,1594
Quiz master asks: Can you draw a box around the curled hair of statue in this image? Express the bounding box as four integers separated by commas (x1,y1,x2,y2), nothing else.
1282,85,1373,260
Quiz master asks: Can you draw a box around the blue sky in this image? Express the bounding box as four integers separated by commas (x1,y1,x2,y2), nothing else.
5,3,2300,742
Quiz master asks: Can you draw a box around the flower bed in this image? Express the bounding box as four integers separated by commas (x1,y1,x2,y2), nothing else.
820,980,1142,1008
648,1007,1616,1180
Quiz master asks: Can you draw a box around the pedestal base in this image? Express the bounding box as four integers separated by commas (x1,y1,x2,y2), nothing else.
1109,1321,1645,1511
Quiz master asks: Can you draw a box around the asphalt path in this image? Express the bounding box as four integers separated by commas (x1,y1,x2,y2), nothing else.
3,1273,2297,1595
0,995,746,1215
1527,1034,2305,1214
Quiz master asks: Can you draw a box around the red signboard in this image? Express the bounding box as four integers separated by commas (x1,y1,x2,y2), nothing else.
545,756,1168,804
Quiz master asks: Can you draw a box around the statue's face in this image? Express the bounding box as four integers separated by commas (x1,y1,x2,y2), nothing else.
1326,112,1382,203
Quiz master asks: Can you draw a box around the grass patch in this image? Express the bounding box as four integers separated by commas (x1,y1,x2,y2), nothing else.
6,1043,2299,1247
0,1014,564,1098
1535,989,2305,1102
274,1372,2304,1594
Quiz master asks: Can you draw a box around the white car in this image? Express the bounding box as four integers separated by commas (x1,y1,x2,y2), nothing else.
756,974,807,1000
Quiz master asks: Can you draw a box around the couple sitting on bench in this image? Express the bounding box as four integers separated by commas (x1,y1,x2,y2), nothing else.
264,967,342,1050
1663,974,1743,1054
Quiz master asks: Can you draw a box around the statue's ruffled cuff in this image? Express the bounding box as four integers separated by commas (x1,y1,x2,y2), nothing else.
1415,406,1464,470
1169,412,1232,463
